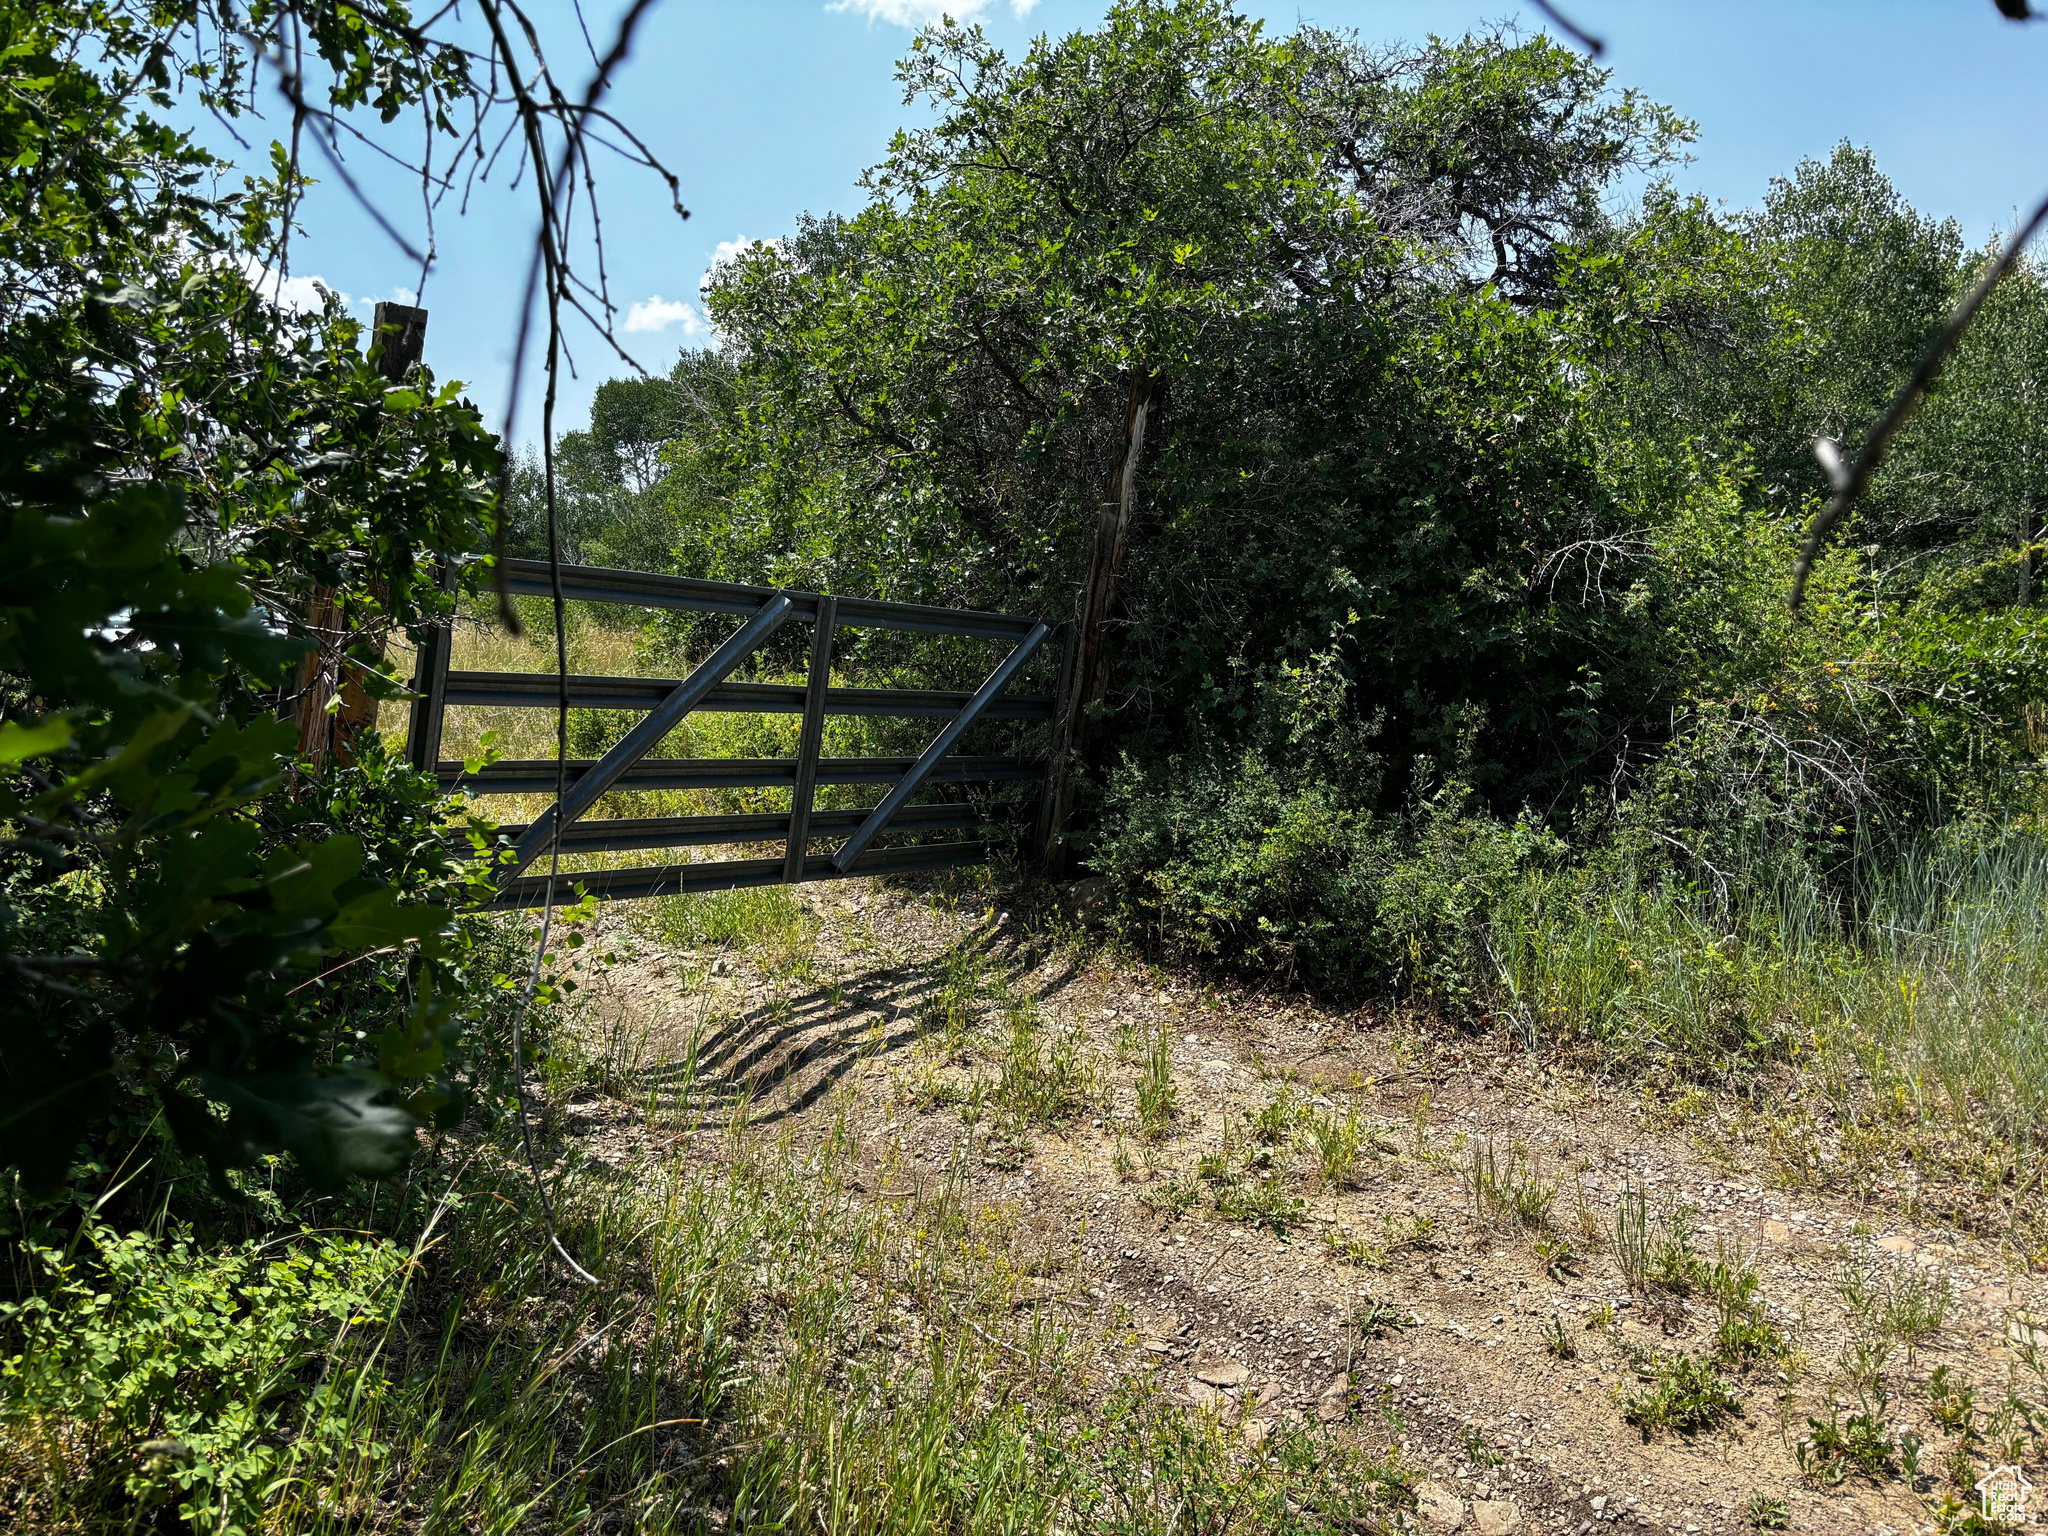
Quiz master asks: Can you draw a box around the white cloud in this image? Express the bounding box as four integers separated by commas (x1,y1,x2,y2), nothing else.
701,234,776,294
710,235,755,271
624,294,708,336
828,0,974,23
234,256,419,316
237,255,349,313
825,0,1035,28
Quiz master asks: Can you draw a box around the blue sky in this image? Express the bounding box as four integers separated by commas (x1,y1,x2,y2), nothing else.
245,1,2048,448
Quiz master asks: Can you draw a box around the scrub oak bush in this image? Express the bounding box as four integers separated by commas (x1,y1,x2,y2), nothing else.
1092,749,1560,999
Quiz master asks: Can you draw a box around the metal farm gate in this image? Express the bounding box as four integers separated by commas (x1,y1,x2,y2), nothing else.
406,559,1071,909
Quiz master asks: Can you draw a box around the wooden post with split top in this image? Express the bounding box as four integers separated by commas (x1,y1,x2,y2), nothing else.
1038,373,1157,874
295,301,429,766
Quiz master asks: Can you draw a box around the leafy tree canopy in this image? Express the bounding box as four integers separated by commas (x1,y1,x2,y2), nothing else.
0,0,529,1196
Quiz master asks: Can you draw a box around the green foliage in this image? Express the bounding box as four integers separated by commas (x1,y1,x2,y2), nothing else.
1305,1101,1379,1190
1093,750,1560,994
1199,1124,1306,1231
1542,1316,1578,1360
0,0,514,1198
1707,1243,1787,1369
1135,1025,1178,1141
1798,1393,1899,1484
1135,1166,1202,1218
1323,1212,1437,1269
1879,1262,1954,1357
1742,1492,1790,1529
1349,1294,1414,1341
0,443,484,1191
503,353,741,584
994,1011,1095,1126
550,1,2048,1044
1618,1348,1742,1435
1535,1233,1581,1283
0,1217,403,1532
1928,1366,1978,1437
1613,1180,1705,1297
702,2,1695,803
15,0,2048,1520
1246,1088,1299,1146
1464,1140,1556,1233
652,884,813,956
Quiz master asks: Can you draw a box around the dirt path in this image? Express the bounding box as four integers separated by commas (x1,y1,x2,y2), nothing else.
560,878,2048,1536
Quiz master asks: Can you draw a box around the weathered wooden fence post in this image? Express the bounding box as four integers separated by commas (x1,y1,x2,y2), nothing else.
1039,373,1157,873
297,301,429,766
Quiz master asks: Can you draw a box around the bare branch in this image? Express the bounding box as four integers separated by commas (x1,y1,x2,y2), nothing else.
1791,186,2048,608
1529,1,1605,58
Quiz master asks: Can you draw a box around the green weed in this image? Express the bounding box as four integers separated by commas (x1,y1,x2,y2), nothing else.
1543,1316,1578,1360
1706,1240,1786,1368
1798,1392,1897,1484
1194,1126,1305,1232
1246,1088,1298,1145
1212,1171,1306,1233
1927,1365,1978,1436
1492,840,2048,1241
1742,1492,1789,1529
1111,1136,1137,1183
1323,1213,1437,1270
1323,1230,1384,1267
1535,1232,1581,1282
1835,1251,1885,1319
917,942,990,1054
0,1222,403,1533
1135,1169,1202,1219
1840,1336,1892,1393
1350,1295,1414,1339
995,1012,1095,1126
1879,1261,1952,1356
1111,1015,1146,1064
1617,1349,1742,1435
1613,1180,1704,1298
1460,1422,1502,1467
653,884,816,976
1305,1102,1370,1189
1983,1382,2042,1468
1136,1027,1178,1142
1465,1139,1555,1232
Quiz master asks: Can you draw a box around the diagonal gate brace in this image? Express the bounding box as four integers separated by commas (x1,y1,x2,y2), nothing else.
501,593,794,885
831,621,1050,872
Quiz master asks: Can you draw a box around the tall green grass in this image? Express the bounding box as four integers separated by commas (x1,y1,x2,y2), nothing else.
1492,834,2048,1173
4,1011,1415,1535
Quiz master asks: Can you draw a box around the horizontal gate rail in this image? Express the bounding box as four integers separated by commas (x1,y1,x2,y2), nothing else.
489,840,995,909
415,557,1069,908
496,557,1041,641
439,670,1053,720
485,801,1008,855
504,592,794,877
438,754,1041,795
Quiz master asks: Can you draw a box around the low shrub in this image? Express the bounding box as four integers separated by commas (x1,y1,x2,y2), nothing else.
1092,750,1559,999
0,1220,403,1533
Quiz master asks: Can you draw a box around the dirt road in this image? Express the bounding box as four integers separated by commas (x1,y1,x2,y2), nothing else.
560,877,2047,1536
